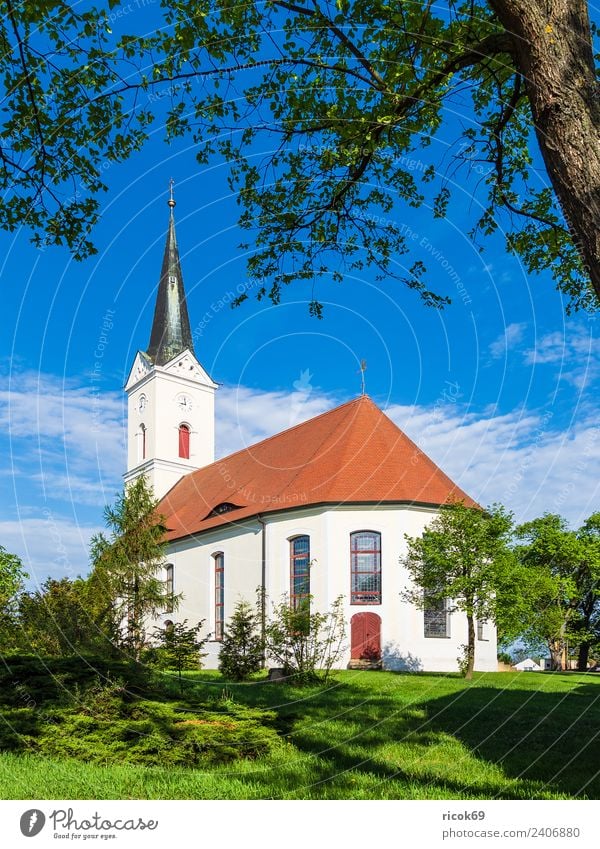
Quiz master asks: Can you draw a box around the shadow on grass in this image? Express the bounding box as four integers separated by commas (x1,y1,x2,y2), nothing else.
2,658,599,799
183,672,600,799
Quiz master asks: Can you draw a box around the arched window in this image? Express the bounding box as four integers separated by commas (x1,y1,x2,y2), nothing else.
214,552,224,640
350,531,381,604
165,564,174,613
140,424,146,461
290,535,310,610
178,423,190,459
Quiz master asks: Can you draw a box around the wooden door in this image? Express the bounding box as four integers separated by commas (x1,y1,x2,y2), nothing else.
351,612,381,661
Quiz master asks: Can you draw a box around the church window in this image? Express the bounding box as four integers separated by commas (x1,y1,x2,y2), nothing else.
477,620,488,641
178,424,190,459
165,564,174,613
140,424,146,461
290,535,310,610
424,594,450,638
214,552,224,640
350,531,381,604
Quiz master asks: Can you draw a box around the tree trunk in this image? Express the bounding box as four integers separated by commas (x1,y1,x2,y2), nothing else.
577,641,590,671
549,638,564,671
465,613,475,680
490,0,600,303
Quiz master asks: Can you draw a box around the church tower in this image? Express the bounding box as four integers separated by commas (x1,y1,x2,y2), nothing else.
124,190,217,500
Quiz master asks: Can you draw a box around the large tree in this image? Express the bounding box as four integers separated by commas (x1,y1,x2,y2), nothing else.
402,501,515,679
513,513,600,671
89,476,175,660
1,1,598,311
572,512,600,670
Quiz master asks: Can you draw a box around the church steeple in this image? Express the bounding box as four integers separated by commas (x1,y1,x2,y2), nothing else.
147,186,195,366
124,188,217,500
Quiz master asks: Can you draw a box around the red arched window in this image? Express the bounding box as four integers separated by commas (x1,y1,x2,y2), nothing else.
178,424,190,459
350,531,381,604
290,536,310,610
214,553,224,641
165,564,174,613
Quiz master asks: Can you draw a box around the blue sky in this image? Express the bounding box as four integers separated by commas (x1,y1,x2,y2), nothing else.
1,72,599,587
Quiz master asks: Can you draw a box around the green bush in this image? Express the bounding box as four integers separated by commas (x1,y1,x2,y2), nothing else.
218,601,263,681
265,594,347,685
0,655,149,707
0,676,279,767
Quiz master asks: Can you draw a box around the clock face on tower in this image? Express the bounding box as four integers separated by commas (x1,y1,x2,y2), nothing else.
176,393,193,413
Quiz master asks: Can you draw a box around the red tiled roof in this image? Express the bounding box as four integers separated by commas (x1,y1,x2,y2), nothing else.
157,395,476,541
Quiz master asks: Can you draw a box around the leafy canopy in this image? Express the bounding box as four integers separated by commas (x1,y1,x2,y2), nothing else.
402,500,515,677
1,1,598,311
512,512,600,668
0,544,27,611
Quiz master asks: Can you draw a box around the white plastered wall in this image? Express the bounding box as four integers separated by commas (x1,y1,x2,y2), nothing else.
156,503,498,673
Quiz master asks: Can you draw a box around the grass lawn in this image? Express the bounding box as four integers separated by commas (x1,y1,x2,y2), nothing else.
0,668,598,800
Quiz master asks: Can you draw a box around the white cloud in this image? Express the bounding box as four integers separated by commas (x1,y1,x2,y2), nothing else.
215,383,336,458
489,322,526,359
385,403,599,526
0,370,125,507
523,324,600,389
0,517,101,585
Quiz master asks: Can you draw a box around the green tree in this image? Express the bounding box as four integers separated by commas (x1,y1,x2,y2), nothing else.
1,2,598,310
218,600,264,681
0,544,27,609
572,513,600,670
145,620,209,692
265,594,346,684
514,513,600,671
16,576,115,657
402,501,515,679
0,544,28,648
89,476,174,660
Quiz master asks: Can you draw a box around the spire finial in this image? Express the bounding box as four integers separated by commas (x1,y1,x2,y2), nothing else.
168,178,176,209
358,359,367,395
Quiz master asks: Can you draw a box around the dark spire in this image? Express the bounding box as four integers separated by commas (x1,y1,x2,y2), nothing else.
146,184,195,365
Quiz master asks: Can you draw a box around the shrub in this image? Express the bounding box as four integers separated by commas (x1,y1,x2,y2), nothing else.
265,594,346,685
0,677,279,767
218,601,263,681
143,620,209,691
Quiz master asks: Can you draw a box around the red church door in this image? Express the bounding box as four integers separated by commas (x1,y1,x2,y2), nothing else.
351,612,381,661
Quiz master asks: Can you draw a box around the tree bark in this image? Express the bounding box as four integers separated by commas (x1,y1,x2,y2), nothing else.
577,641,590,671
548,637,564,671
465,613,475,679
490,0,600,304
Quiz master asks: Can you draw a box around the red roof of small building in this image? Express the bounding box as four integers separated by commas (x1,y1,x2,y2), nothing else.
157,395,476,541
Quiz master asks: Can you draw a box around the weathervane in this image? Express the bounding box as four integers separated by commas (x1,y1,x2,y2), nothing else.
358,359,367,395
168,178,176,209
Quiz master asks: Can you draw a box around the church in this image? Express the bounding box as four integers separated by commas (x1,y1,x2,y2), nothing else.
124,196,498,673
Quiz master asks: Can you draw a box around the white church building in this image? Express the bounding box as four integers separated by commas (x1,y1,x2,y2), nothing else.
124,197,497,673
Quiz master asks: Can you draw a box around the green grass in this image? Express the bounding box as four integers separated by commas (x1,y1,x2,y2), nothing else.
1,667,599,800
